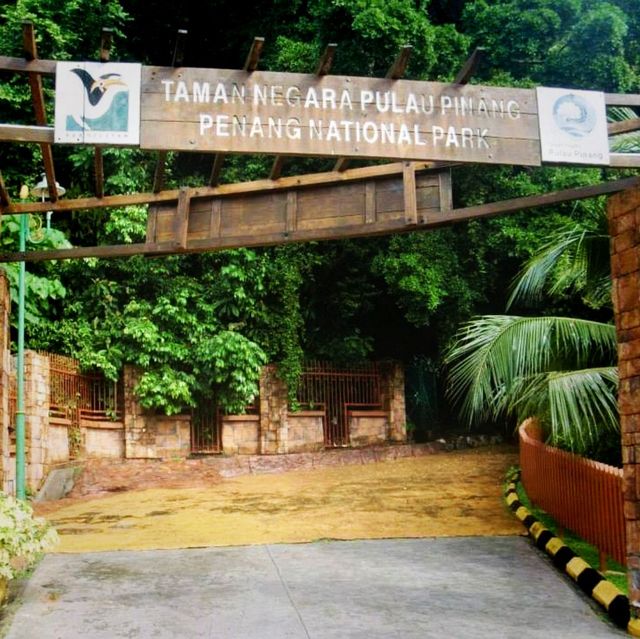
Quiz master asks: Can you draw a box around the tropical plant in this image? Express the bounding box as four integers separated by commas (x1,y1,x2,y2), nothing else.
0,493,58,581
446,202,620,459
446,314,618,455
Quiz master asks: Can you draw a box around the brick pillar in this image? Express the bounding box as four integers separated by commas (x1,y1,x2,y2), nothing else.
123,365,156,458
0,273,11,494
380,361,407,442
24,351,50,492
608,187,640,608
258,366,287,454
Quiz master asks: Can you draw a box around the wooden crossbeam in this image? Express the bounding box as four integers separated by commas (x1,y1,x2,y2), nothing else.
3,176,638,264
3,161,436,215
608,118,640,136
0,171,10,208
172,29,188,66
244,36,265,72
315,43,337,76
209,36,265,186
386,44,412,80
152,30,188,193
22,21,58,203
0,124,53,143
454,47,485,84
269,43,338,181
100,27,113,62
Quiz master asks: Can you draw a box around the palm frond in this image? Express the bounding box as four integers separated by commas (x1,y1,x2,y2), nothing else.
508,224,610,309
445,315,617,426
510,367,618,454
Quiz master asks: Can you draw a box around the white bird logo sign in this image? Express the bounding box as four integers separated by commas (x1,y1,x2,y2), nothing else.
55,61,141,145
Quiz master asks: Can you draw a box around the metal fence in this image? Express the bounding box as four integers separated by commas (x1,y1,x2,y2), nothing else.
295,360,382,447
519,419,625,566
46,353,123,424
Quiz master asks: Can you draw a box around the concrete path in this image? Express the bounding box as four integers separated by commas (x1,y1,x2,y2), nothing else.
2,537,624,639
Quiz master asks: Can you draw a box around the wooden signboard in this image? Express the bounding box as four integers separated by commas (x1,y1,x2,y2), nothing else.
146,166,452,251
140,67,541,166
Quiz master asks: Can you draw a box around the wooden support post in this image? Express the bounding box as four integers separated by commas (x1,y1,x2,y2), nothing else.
403,161,417,225
152,30,187,193
0,171,10,208
22,21,58,203
94,148,104,199
210,36,264,186
173,187,190,248
285,191,297,236
93,28,113,199
454,47,485,84
364,181,376,224
269,156,285,181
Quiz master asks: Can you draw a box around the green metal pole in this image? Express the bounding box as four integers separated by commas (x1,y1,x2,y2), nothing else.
15,209,27,499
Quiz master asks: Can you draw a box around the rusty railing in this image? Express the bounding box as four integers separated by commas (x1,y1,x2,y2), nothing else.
519,418,625,566
295,360,382,447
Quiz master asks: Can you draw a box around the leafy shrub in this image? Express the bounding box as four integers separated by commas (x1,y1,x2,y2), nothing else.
0,493,58,580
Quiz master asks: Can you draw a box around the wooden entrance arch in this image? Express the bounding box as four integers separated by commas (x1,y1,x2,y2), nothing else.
1,22,640,607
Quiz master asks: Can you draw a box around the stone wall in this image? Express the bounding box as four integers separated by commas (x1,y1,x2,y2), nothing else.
608,186,640,608
24,351,50,491
349,411,388,447
123,366,190,459
82,422,124,458
285,412,324,453
380,361,407,443
259,366,287,454
222,415,260,455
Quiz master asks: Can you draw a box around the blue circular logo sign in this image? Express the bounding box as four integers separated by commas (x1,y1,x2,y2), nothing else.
552,93,596,138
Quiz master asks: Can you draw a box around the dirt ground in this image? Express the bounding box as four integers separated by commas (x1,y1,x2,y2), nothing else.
35,447,521,553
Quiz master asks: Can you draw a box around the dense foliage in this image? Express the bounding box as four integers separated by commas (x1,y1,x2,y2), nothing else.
0,0,638,421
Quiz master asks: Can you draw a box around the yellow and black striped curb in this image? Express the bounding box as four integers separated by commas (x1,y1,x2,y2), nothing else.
504,475,640,636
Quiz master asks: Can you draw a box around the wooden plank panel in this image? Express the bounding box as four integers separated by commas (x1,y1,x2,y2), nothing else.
286,191,297,233
220,193,286,236
0,55,56,74
297,182,365,220
3,175,638,264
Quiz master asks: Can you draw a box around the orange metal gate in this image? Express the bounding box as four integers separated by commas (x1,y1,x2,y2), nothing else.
296,361,383,447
